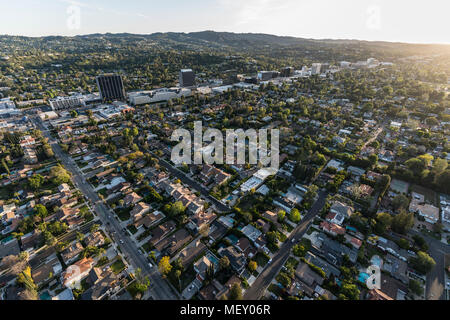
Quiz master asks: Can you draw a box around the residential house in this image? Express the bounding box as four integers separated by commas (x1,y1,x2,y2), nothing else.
330,201,354,218
325,212,345,226
234,237,257,259
81,267,120,300
133,210,164,230
320,221,346,237
187,211,216,234
155,228,192,256
130,202,151,222
198,280,227,300
123,192,143,207
218,246,246,275
294,261,324,297
85,232,106,247
62,257,94,288
178,240,206,265
194,255,216,281
61,241,84,265
149,220,177,247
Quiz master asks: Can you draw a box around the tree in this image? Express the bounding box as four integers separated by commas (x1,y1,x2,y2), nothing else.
28,174,45,190
276,272,292,287
290,208,301,223
90,224,100,233
175,269,182,291
158,256,172,277
34,204,48,218
293,244,307,257
405,158,426,176
277,210,286,222
392,194,410,211
219,256,230,270
228,283,243,300
435,169,450,194
412,235,428,251
375,212,393,234
409,279,424,296
339,281,360,300
410,251,436,274
70,110,78,118
266,232,278,245
169,201,185,217
50,165,71,185
248,261,258,272
304,185,318,204
16,266,38,300
43,231,57,246
431,158,448,178
391,210,414,234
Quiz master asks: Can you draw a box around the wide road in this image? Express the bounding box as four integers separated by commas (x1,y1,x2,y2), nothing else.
244,190,328,300
33,117,179,300
154,156,232,213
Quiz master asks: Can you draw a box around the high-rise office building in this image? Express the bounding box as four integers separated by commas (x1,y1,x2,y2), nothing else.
96,74,126,102
281,67,294,77
311,63,322,75
179,69,196,87
257,71,274,82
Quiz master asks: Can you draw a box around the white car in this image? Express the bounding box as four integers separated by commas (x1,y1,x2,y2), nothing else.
119,240,124,244
148,263,153,268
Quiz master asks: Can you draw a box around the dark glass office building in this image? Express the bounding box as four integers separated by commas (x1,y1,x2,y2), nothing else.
96,74,126,102
179,69,195,87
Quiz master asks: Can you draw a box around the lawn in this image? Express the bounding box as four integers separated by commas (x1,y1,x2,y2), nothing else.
126,281,146,300
141,242,153,253
111,257,126,274
114,207,131,221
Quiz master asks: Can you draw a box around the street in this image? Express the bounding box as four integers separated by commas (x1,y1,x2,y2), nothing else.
244,190,328,300
411,231,450,300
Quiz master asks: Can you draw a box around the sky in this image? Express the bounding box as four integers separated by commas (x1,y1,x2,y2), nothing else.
0,0,449,44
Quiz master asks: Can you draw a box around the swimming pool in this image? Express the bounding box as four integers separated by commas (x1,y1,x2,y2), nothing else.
40,291,51,300
358,272,370,283
370,255,383,267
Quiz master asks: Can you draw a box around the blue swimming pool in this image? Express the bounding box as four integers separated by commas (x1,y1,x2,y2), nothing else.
358,272,370,283
370,255,382,267
40,291,51,300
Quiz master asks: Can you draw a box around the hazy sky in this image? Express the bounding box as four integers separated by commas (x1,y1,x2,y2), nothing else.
0,0,449,44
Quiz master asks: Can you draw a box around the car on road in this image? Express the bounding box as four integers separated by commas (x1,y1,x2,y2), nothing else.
119,240,124,244
148,263,153,268
268,259,273,264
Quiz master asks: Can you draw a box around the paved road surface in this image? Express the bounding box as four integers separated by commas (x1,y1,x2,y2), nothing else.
410,230,450,300
244,190,328,300
33,117,179,300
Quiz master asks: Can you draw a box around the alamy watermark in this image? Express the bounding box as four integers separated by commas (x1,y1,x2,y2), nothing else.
366,5,381,30
366,264,381,290
171,121,280,170
67,3,81,30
